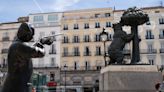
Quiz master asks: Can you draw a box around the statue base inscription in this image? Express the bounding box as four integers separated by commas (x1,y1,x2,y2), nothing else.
99,65,162,92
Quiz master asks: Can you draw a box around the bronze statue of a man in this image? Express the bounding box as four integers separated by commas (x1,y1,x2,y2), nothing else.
108,23,134,64
2,23,53,92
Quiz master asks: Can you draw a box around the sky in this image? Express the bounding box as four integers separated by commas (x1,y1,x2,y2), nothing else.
0,0,163,23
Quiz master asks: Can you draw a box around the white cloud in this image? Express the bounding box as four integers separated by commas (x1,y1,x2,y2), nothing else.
51,0,81,11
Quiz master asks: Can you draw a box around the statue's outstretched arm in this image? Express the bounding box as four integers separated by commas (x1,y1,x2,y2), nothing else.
18,42,45,58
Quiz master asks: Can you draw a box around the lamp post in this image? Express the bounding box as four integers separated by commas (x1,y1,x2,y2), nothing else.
64,65,67,92
36,73,42,92
100,28,108,66
36,73,39,92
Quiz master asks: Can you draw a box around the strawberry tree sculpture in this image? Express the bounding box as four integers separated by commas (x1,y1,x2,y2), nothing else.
120,7,149,64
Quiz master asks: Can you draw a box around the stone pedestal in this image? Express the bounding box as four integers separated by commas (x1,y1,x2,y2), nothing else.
99,65,162,92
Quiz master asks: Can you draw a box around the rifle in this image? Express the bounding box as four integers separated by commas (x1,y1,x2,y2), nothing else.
39,33,63,45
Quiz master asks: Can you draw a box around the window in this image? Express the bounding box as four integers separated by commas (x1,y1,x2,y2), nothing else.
95,34,101,41
146,21,151,25
161,42,164,49
48,15,58,22
74,24,79,29
2,57,7,68
159,18,164,24
108,34,113,40
2,32,9,41
85,61,90,70
155,11,160,13
63,47,68,56
159,29,164,39
73,47,80,56
147,43,156,53
145,30,154,39
50,57,55,67
38,58,44,67
50,73,55,81
95,22,100,28
63,24,68,30
161,56,164,65
51,31,56,41
49,44,56,54
74,62,78,70
84,46,90,56
33,15,43,22
3,32,8,37
147,43,153,50
95,14,100,18
39,32,45,39
84,35,90,42
84,23,89,29
73,36,80,43
105,13,111,17
149,59,154,65
106,22,111,27
63,36,69,43
96,46,101,55
160,42,164,53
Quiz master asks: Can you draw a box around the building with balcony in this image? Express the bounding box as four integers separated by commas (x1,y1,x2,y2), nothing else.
0,5,164,91
60,6,164,69
60,8,114,70
29,12,63,68
59,67,99,92
0,22,22,85
0,22,21,67
114,6,164,65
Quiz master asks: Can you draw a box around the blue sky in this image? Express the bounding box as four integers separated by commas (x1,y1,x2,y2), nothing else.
0,0,163,23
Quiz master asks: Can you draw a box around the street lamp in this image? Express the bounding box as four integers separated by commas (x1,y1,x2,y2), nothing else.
64,65,68,92
100,28,108,66
36,73,41,92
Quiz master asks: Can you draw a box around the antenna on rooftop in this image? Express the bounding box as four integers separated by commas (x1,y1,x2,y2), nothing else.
106,0,110,4
159,0,163,7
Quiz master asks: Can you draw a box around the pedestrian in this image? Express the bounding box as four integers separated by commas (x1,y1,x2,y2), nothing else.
155,82,162,92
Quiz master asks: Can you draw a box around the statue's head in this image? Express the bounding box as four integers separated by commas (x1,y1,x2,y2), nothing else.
112,23,123,31
17,23,34,42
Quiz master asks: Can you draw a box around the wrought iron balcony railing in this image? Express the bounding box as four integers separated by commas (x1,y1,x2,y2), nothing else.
140,49,157,54
83,52,92,56
62,52,80,57
145,35,154,39
123,49,131,55
2,37,10,41
62,40,69,43
60,66,102,71
72,52,80,56
95,51,103,56
49,50,56,54
1,49,8,54
159,34,164,39
160,48,164,53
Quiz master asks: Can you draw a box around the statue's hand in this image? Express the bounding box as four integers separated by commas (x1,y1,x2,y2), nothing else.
40,37,53,45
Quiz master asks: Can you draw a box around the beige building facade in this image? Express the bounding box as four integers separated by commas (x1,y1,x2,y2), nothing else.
0,6,164,91
29,12,63,67
114,6,164,66
60,6,164,70
0,22,22,85
61,8,114,70
0,22,21,67
0,6,164,70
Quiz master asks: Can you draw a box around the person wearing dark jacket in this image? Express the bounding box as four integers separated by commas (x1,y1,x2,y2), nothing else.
2,23,53,92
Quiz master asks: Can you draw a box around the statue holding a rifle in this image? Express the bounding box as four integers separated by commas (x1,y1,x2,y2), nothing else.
1,23,60,92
